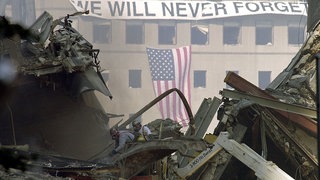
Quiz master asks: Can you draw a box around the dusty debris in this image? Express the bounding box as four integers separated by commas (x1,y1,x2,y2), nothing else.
0,167,70,180
146,118,183,139
267,23,318,109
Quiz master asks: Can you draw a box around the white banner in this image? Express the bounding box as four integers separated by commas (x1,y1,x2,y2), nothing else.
69,0,307,20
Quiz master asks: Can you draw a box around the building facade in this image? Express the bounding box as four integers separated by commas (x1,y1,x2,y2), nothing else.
2,0,307,130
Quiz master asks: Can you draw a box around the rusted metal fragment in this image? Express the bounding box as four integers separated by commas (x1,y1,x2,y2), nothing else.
224,71,317,136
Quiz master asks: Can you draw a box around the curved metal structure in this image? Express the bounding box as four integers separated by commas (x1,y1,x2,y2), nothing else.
119,88,195,135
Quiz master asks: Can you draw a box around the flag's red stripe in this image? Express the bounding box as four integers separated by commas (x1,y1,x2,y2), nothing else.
187,46,191,104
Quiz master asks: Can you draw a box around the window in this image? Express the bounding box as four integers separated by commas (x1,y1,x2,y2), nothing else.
158,24,176,45
223,22,241,45
256,22,273,45
129,69,141,88
194,70,206,88
259,71,271,89
288,22,305,45
226,71,238,89
126,22,144,44
93,22,111,44
191,24,209,45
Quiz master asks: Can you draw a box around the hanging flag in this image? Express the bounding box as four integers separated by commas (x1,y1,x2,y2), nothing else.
146,46,191,126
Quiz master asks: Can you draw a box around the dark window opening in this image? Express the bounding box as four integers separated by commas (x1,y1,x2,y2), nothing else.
129,69,141,88
256,25,272,45
93,23,111,44
259,71,271,89
223,24,241,45
194,70,206,88
158,24,176,45
191,25,208,45
126,23,144,44
288,25,305,45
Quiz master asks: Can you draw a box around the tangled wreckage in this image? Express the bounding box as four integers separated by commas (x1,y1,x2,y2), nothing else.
0,5,319,180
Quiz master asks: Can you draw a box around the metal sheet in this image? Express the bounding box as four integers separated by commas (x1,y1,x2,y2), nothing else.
70,67,112,98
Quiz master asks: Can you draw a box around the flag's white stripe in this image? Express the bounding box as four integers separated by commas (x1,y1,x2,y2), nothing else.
184,46,191,124
180,47,188,124
179,48,189,126
182,46,192,124
177,46,190,125
183,47,191,125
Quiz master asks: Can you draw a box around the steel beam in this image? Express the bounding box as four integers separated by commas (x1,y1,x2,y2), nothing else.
220,88,317,119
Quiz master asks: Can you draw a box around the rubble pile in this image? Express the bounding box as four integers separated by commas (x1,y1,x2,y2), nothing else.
268,25,320,109
0,167,69,180
146,118,184,139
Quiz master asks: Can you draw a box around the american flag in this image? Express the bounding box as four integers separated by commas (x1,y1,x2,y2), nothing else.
146,46,191,127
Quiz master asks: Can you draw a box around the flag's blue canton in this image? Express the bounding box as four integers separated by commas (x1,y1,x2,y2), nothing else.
147,48,175,81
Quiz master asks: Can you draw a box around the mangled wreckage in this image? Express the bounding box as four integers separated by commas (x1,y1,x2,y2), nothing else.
0,5,319,180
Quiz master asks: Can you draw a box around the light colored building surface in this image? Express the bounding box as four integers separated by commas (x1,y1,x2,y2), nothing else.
2,0,307,132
